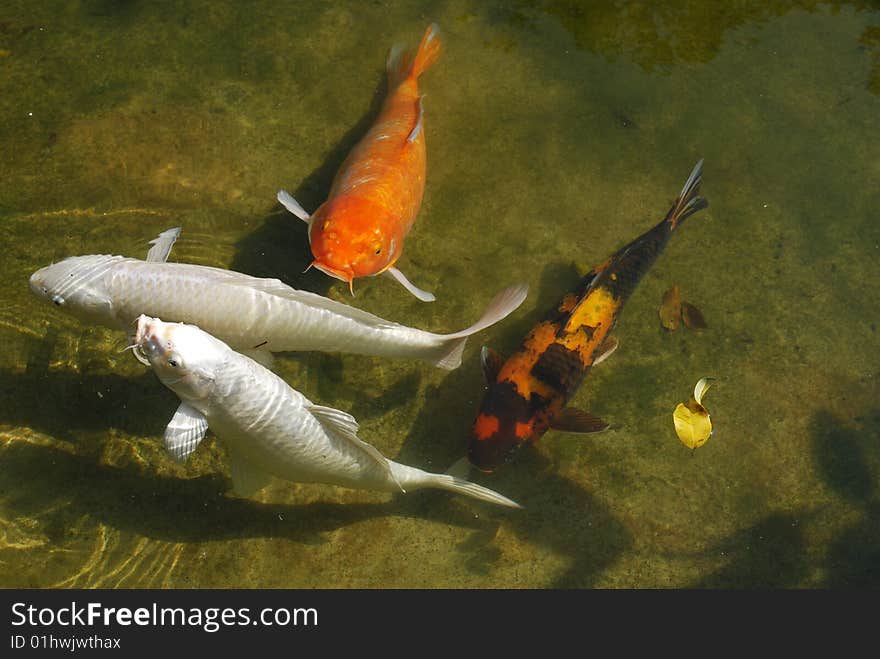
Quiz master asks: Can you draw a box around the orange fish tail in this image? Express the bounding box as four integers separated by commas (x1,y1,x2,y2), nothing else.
386,23,442,87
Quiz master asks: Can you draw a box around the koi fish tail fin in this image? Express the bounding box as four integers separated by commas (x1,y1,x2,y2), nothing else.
433,336,468,371
411,23,442,78
431,283,529,370
668,159,709,230
392,462,521,508
425,473,522,509
387,23,442,87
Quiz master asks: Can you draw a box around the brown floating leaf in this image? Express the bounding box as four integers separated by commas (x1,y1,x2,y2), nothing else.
681,301,708,330
659,284,682,331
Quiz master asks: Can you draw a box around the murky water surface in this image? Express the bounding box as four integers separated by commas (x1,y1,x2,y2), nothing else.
1,1,878,587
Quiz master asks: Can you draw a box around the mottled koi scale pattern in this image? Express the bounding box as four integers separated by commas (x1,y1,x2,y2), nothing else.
468,161,708,472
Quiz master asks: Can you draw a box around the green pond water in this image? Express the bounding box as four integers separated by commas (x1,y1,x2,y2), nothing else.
1,0,878,588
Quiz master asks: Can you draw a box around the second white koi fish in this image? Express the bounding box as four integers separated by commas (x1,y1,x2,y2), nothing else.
135,315,520,508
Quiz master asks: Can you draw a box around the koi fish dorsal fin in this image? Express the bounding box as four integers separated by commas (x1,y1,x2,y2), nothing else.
145,227,181,263
480,346,506,383
386,23,442,87
307,404,404,492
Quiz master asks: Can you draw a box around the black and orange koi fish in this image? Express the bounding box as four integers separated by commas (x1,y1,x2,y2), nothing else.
468,160,708,471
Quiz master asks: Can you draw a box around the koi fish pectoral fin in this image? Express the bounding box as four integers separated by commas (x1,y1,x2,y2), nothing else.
385,266,435,302
592,335,619,366
406,96,425,144
228,449,273,497
164,402,208,463
550,407,610,434
145,227,182,263
444,455,473,480
276,189,312,224
480,346,506,383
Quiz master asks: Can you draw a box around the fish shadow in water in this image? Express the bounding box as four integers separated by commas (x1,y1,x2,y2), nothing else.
0,366,176,442
396,367,633,586
2,336,478,542
0,327,180,443
684,408,880,588
822,500,880,587
492,450,633,587
261,350,422,424
811,409,880,587
688,512,815,588
230,72,389,293
393,260,632,587
0,325,176,441
0,440,491,550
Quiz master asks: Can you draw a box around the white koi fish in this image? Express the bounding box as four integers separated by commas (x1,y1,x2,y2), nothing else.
134,315,520,508
29,228,528,369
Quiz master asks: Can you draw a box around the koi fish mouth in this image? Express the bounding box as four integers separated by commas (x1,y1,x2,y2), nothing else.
134,314,171,364
134,314,157,347
310,260,356,295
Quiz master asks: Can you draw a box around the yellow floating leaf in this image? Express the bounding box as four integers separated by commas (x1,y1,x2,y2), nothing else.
659,284,682,331
673,400,712,449
693,377,714,405
673,377,715,449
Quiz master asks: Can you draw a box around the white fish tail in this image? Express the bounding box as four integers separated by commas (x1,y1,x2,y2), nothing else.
430,283,528,370
391,462,521,508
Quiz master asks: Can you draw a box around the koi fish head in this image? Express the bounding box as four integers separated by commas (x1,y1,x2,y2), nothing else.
308,197,399,291
467,382,538,472
468,417,527,473
134,315,224,404
29,255,116,326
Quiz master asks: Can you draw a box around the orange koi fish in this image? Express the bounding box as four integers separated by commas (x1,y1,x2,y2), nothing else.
468,160,708,471
278,24,442,301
